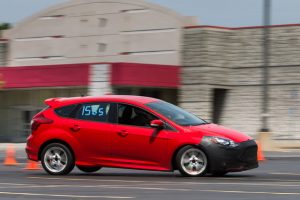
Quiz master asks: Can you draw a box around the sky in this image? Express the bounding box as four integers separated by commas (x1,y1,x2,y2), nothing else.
1,0,300,27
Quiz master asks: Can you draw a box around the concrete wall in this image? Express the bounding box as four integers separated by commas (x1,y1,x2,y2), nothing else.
0,88,87,142
88,64,112,96
181,26,300,139
4,0,194,66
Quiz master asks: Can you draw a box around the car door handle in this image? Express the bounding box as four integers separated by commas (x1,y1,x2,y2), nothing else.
70,125,80,132
117,130,129,137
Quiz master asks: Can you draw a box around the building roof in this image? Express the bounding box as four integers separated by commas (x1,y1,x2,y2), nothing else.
185,23,300,30
6,0,187,37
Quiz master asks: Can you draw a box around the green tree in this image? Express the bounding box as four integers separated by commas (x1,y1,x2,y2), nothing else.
0,23,11,31
0,23,11,37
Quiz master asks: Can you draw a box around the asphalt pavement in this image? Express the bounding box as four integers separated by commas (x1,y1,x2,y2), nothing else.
0,146,300,200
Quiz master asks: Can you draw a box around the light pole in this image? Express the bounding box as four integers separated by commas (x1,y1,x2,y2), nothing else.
261,0,271,132
259,0,273,151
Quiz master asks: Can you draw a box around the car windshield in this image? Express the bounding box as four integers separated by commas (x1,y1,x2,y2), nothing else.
146,101,208,126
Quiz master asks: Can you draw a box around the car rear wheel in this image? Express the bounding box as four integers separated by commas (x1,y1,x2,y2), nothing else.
77,166,102,173
176,146,208,177
41,143,75,175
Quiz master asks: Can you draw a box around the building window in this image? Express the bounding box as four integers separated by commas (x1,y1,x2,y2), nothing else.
98,43,107,52
80,44,88,49
0,43,8,66
98,18,107,27
80,19,88,23
40,15,64,20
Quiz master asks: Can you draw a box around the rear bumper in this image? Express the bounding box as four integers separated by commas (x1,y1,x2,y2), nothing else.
200,139,258,173
26,135,39,161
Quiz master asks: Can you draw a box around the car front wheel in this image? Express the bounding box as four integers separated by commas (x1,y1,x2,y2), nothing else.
176,146,208,177
41,143,75,175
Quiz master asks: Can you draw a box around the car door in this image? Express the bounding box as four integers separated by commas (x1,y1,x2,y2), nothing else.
68,102,115,164
110,103,173,170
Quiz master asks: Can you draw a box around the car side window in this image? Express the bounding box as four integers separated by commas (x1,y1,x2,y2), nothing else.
118,104,157,127
75,103,111,123
55,105,78,118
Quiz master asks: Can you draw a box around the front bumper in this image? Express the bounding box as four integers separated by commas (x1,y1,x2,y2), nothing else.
200,138,258,173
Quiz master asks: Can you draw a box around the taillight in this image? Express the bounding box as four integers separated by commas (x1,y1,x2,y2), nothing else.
31,113,53,132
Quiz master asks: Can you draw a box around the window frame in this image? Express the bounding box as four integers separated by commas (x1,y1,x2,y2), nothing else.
55,102,117,124
54,104,80,118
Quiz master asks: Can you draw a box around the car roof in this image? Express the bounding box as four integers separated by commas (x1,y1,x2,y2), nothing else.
45,95,160,108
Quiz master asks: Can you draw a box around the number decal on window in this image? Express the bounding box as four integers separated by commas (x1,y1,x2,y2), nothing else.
82,105,105,117
98,108,104,116
82,105,91,116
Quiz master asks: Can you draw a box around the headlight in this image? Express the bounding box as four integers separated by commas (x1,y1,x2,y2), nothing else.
206,136,239,148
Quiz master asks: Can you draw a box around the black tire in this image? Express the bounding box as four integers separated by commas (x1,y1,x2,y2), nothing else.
41,143,75,175
77,166,102,173
176,145,208,177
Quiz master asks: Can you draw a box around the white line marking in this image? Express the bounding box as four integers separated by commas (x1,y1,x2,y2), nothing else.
0,191,134,199
216,177,300,182
194,189,300,195
2,181,300,190
2,180,300,196
0,183,34,186
159,181,300,187
0,184,136,189
270,172,300,176
29,175,300,183
27,177,300,187
7,184,299,196
101,186,189,191
28,177,146,183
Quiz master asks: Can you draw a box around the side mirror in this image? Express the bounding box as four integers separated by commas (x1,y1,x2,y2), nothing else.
150,120,164,128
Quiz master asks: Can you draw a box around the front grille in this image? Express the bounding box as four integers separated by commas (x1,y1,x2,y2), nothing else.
240,146,258,163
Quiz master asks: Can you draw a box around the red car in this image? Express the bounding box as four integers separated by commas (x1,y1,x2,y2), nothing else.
26,95,258,176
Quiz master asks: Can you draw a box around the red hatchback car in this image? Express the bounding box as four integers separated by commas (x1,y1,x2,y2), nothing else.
26,95,258,177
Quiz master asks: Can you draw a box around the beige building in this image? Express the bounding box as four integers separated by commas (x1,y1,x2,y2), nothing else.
0,0,195,142
0,0,300,147
182,25,300,147
4,0,196,66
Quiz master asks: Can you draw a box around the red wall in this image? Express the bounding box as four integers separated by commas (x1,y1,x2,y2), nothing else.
0,62,180,89
111,63,180,88
0,64,90,89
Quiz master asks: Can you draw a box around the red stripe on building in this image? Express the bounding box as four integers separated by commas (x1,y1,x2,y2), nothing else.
0,64,90,89
111,63,180,88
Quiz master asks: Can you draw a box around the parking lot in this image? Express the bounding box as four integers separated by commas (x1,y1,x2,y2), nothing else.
0,158,299,200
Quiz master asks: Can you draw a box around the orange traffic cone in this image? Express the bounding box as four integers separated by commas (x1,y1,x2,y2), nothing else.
25,160,40,170
256,141,265,161
3,144,18,166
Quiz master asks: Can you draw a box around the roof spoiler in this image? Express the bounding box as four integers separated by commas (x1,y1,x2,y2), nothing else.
44,98,61,107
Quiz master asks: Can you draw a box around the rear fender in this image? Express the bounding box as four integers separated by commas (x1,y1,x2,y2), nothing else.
37,129,81,160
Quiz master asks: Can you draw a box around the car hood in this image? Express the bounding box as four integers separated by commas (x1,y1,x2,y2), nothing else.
184,123,252,143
